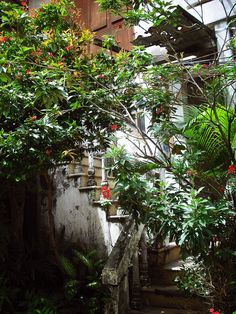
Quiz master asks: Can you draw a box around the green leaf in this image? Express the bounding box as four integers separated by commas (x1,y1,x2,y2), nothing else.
59,255,77,278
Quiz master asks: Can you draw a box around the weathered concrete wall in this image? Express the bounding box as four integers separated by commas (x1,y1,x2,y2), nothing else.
41,164,122,258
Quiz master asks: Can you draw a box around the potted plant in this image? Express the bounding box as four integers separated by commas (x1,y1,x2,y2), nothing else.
61,149,78,174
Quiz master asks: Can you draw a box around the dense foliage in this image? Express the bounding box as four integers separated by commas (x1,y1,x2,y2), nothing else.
0,1,115,312
0,0,236,312
0,0,120,181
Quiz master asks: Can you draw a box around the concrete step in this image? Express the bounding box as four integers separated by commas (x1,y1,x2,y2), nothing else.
149,243,181,266
150,259,186,286
141,285,206,311
127,306,202,314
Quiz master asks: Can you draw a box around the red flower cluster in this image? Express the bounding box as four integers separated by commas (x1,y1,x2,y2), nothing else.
110,124,119,131
227,164,236,175
209,308,220,314
20,1,27,6
32,49,42,57
96,74,106,79
0,36,8,43
66,45,73,51
45,147,53,157
156,106,164,116
218,186,224,193
101,186,111,199
114,23,123,29
31,115,37,121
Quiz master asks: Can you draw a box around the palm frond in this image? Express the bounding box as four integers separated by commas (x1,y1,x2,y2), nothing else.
184,104,235,165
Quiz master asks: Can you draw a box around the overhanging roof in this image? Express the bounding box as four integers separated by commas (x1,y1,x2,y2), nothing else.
133,6,217,61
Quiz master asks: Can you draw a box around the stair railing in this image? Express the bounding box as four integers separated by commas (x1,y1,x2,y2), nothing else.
102,219,148,314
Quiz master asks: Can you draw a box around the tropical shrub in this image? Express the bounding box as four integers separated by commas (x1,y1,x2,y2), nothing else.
60,249,109,314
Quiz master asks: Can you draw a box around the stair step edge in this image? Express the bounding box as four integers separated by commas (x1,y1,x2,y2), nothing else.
163,260,184,271
127,307,202,314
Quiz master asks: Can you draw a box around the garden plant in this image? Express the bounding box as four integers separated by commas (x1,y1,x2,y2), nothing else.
0,0,116,312
0,0,236,313
95,0,236,313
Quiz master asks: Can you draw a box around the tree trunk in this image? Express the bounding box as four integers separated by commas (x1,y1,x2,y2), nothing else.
43,171,61,266
9,184,25,255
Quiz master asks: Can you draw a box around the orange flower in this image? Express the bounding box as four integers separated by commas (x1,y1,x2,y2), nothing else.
96,74,105,79
16,74,23,80
26,69,31,75
114,23,123,29
186,169,193,176
0,36,8,43
66,45,73,51
31,115,37,121
32,49,42,56
57,62,65,68
20,1,27,6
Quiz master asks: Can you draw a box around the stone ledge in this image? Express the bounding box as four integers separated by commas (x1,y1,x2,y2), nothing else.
107,215,130,223
67,172,86,179
92,200,119,205
79,185,102,191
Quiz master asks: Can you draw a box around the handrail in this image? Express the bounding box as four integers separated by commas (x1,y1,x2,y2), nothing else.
102,219,144,313
102,219,144,285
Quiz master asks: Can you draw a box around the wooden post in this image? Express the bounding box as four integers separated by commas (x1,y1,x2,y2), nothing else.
130,249,142,310
104,286,119,314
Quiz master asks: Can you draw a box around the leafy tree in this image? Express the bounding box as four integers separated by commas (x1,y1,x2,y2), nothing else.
95,0,236,312
0,1,121,311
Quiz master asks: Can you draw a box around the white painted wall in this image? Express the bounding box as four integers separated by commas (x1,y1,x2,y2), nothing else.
42,165,122,258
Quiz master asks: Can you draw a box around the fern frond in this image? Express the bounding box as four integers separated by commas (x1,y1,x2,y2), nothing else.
59,256,77,278
86,281,100,289
73,250,92,270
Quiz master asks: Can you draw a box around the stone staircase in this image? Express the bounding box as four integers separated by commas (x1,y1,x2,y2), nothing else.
50,153,129,259
66,154,125,220
127,243,207,314
74,155,207,314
